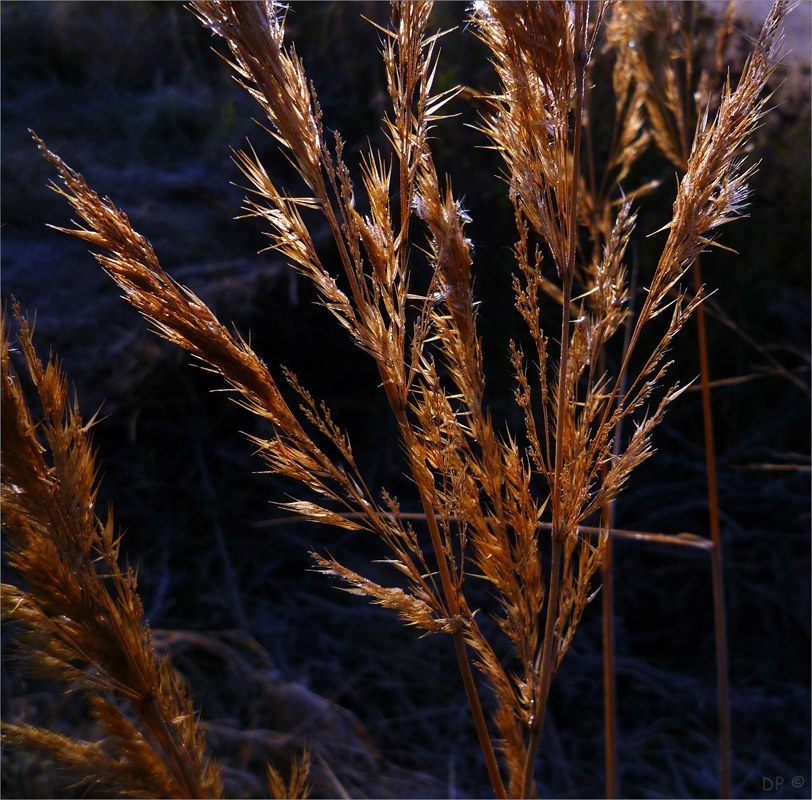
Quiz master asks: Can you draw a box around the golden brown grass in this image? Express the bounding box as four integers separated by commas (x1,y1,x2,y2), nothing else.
1,303,223,799
2,1,789,797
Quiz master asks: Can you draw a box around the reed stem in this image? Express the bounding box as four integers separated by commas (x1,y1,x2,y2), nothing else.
693,259,731,799
601,253,639,799
680,4,730,788
600,533,618,799
520,535,563,799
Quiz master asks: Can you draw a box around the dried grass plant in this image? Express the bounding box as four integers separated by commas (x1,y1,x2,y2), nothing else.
1,304,224,799
2,1,788,797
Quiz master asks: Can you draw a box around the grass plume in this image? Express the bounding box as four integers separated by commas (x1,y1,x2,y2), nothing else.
1,303,223,799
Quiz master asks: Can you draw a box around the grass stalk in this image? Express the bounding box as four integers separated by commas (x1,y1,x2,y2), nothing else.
452,630,508,799
255,514,717,551
520,535,563,800
693,258,731,799
679,5,730,790
394,407,507,800
600,253,639,799
418,479,508,800
600,532,618,799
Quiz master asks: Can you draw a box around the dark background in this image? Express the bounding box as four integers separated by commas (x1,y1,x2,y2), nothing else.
2,2,809,798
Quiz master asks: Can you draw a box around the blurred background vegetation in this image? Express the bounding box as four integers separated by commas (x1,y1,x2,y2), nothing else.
2,2,809,797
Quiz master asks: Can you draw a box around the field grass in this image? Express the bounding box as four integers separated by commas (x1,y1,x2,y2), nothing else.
2,2,809,798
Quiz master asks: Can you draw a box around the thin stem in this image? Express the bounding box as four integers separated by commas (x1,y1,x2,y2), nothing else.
583,61,601,266
693,259,731,799
254,515,714,551
679,3,730,787
392,406,507,800
600,527,618,799
520,536,562,799
681,1,695,167
453,629,508,800
415,458,507,800
601,251,638,800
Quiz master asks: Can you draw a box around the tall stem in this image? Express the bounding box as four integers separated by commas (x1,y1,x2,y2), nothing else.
520,536,563,799
600,529,618,798
693,260,731,798
453,628,508,799
601,254,637,799
680,5,730,790
392,406,507,800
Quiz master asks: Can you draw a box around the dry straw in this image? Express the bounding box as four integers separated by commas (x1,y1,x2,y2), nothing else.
2,1,787,797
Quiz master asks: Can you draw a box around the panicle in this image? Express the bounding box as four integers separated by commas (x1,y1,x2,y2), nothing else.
1,304,223,798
